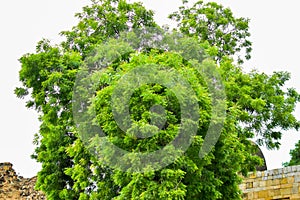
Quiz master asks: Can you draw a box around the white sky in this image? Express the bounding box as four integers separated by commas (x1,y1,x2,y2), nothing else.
1,0,300,178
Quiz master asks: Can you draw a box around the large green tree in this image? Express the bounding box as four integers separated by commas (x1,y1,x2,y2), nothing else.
15,0,300,199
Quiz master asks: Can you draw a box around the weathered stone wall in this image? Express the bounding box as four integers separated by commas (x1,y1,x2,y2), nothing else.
241,165,300,200
0,162,45,200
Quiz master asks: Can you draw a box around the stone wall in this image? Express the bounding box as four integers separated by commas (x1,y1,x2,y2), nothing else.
0,162,45,200
241,165,300,200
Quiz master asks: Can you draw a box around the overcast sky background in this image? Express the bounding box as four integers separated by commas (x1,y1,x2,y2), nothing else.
1,0,300,178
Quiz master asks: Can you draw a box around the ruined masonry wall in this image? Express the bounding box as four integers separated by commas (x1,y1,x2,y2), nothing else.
241,165,300,200
0,162,45,200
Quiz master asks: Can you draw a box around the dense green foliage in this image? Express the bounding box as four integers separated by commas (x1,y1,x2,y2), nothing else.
169,0,252,64
15,0,300,199
284,141,300,167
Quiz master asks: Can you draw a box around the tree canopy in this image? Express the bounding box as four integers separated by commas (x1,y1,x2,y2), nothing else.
15,0,300,199
284,141,300,167
169,0,252,64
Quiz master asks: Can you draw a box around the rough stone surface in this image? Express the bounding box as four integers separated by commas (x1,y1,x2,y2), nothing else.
0,162,45,200
253,142,267,171
241,165,300,200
